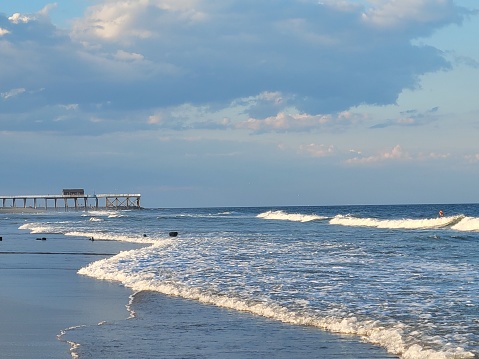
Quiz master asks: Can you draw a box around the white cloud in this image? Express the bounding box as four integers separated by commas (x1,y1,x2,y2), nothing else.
465,153,479,163
113,50,145,61
8,13,35,24
346,145,410,164
72,1,150,42
38,3,59,17
298,143,335,158
345,145,452,164
362,0,460,30
1,88,26,100
237,111,363,133
257,91,284,105
148,114,164,125
0,28,10,36
60,104,79,110
421,151,450,160
72,0,208,44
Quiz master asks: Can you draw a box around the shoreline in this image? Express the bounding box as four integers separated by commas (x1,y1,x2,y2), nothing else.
65,289,399,359
1,214,398,359
0,227,145,359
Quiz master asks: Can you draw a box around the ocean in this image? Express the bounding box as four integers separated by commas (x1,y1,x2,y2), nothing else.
6,203,479,358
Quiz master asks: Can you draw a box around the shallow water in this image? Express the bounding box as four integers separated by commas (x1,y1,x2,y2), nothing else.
66,291,396,359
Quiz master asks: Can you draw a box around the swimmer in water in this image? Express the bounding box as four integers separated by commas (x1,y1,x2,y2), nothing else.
438,210,444,217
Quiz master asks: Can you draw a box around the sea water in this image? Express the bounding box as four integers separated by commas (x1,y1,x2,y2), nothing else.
14,204,479,358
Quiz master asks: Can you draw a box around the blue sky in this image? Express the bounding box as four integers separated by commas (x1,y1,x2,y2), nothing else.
1,1,479,208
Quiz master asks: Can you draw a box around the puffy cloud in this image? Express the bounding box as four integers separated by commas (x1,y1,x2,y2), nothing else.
72,1,153,42
91,2,469,113
0,0,472,135
0,28,10,36
8,13,34,24
72,0,208,44
237,111,363,134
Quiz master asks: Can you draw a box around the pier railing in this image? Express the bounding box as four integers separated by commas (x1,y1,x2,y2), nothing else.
0,193,141,210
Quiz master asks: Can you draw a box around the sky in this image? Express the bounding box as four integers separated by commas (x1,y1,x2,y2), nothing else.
1,0,479,208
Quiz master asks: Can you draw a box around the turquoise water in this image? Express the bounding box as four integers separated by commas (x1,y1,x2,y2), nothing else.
15,204,479,358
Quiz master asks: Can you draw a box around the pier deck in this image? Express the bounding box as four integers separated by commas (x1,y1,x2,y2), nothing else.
0,192,141,210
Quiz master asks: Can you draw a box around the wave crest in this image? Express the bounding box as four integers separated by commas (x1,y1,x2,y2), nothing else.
451,217,479,232
330,215,465,230
257,210,328,222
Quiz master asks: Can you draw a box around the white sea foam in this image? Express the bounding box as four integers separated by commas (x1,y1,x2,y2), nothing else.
107,213,126,218
65,231,159,244
19,220,164,244
257,210,328,222
58,326,85,359
451,216,479,232
82,210,126,218
18,223,62,233
329,215,464,230
126,292,138,319
78,248,474,359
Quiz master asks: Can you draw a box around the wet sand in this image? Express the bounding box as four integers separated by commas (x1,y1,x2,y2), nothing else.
0,231,143,359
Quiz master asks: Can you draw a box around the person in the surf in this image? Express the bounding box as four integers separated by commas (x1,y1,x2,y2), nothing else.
438,210,444,217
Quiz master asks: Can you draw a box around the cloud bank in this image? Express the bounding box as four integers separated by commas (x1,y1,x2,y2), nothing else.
0,0,472,136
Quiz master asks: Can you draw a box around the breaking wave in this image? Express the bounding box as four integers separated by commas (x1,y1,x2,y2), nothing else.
329,215,466,230
78,248,474,359
257,210,479,232
257,210,328,222
451,216,479,232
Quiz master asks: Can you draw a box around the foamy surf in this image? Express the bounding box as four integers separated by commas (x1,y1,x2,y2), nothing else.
329,214,465,230
58,326,84,359
82,210,127,218
64,231,160,244
257,210,328,222
78,248,474,359
451,216,479,232
19,221,161,244
18,223,63,233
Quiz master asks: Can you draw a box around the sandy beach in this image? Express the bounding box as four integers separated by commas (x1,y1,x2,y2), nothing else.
0,230,144,359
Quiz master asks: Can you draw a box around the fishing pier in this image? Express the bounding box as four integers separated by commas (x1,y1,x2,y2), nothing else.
0,189,141,210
